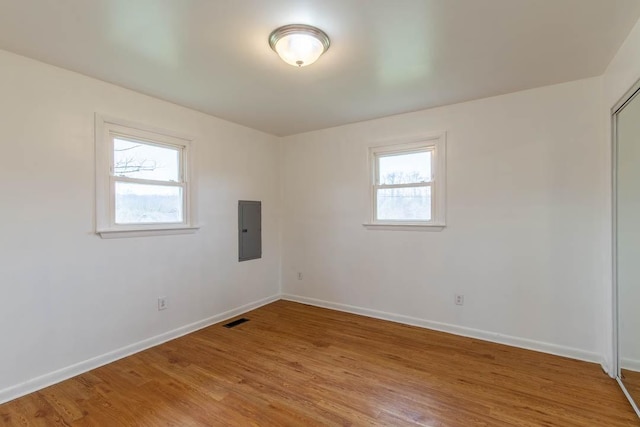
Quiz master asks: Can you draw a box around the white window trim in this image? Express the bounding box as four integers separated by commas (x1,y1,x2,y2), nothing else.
95,114,199,238
363,132,446,231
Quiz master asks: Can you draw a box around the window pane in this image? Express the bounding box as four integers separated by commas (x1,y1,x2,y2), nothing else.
113,138,180,181
377,186,432,221
115,182,183,224
378,151,431,185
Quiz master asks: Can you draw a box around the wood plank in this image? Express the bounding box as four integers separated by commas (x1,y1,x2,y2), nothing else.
0,300,638,426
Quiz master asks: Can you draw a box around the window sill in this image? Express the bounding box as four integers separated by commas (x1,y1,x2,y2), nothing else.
97,226,200,239
362,223,445,232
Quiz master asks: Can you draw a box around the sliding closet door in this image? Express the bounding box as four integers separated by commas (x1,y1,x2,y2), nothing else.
617,87,640,415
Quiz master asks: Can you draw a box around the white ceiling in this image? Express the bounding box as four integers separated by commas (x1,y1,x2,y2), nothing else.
0,0,639,136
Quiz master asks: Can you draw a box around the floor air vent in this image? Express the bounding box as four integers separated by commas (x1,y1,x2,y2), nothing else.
223,318,249,328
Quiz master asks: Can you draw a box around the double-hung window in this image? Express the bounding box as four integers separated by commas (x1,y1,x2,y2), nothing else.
367,133,446,229
95,115,196,238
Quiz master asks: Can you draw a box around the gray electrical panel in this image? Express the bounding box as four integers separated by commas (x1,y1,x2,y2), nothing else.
238,200,262,262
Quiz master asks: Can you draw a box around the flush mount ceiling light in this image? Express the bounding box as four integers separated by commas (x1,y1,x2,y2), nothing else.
269,24,330,67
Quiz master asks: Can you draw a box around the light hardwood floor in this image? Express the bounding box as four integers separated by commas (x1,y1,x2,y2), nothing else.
1,300,638,426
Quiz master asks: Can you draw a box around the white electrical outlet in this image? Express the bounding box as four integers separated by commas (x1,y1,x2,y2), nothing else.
158,297,168,311
455,294,464,306
297,272,303,280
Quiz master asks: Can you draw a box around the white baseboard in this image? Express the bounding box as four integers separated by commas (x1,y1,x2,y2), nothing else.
281,294,600,364
0,294,280,405
0,293,605,405
621,358,640,372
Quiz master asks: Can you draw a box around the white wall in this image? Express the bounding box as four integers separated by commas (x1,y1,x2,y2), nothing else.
0,49,281,401
281,77,606,361
601,17,640,375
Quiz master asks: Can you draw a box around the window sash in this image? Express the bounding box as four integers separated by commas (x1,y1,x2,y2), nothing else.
372,147,435,223
107,134,188,228
109,134,185,185
109,178,187,226
373,182,434,223
374,148,434,186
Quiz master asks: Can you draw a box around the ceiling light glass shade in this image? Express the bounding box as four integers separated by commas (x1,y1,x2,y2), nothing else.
269,24,330,67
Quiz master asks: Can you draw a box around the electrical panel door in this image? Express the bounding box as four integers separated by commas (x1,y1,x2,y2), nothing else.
238,201,262,261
